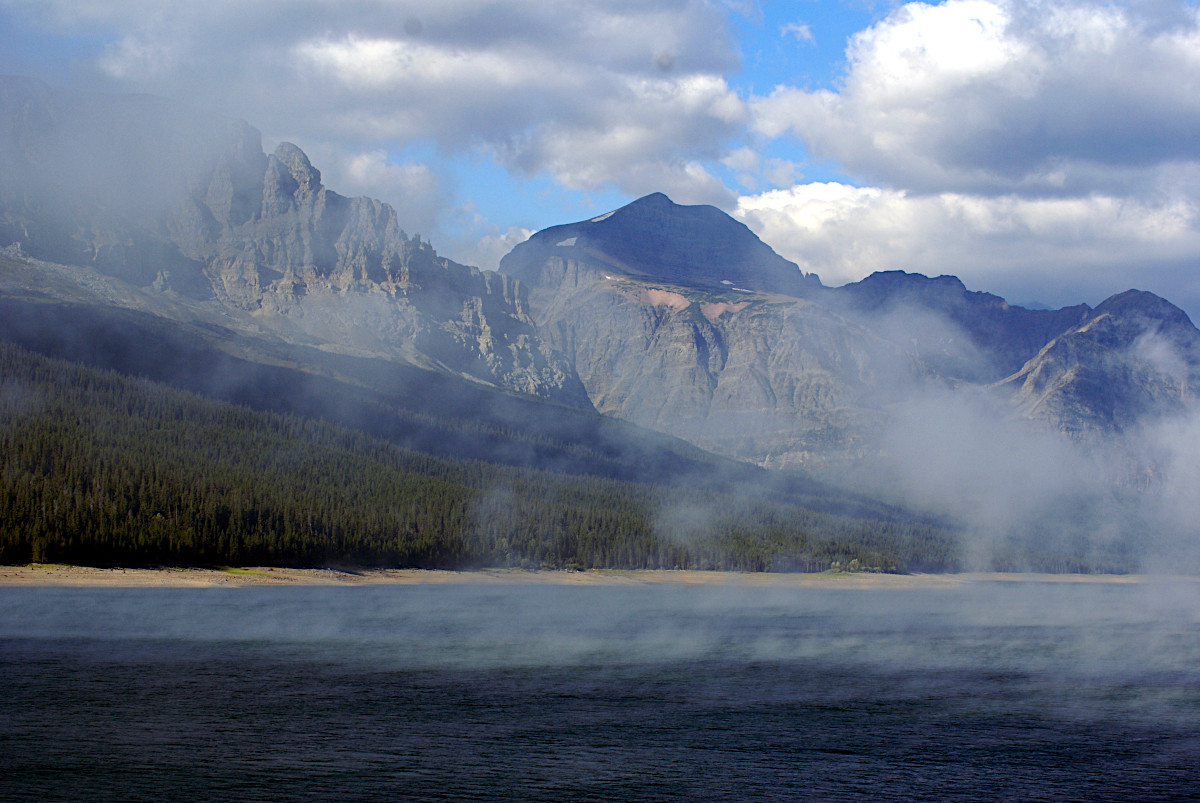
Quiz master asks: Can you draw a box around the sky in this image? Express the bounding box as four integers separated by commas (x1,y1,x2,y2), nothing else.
2,0,1198,316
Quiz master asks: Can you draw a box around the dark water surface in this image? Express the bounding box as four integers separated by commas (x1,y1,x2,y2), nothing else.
2,580,1199,800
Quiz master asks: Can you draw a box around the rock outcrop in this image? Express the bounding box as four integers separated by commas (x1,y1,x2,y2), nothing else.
0,76,588,406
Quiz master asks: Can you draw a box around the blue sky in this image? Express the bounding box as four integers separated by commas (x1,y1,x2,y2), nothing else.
2,0,1199,316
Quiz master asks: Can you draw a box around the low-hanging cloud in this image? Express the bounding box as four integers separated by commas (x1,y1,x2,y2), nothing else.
11,0,746,209
808,291,1200,572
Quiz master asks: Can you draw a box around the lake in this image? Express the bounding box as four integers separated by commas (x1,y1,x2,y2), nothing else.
2,578,1199,800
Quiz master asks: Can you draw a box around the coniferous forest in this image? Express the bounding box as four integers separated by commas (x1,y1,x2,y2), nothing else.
0,340,961,571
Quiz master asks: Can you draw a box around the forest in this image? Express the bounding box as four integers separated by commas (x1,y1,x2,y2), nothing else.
0,340,961,571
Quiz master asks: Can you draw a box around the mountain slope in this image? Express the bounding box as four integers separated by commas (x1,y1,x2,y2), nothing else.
501,193,1200,467
999,290,1200,433
0,75,585,405
0,262,743,486
0,338,962,571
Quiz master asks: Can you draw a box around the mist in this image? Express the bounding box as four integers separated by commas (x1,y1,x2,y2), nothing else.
6,13,1200,801
3,73,1199,577
4,580,1198,675
814,293,1200,573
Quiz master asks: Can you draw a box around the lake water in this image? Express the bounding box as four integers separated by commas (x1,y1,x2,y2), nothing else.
2,579,1199,800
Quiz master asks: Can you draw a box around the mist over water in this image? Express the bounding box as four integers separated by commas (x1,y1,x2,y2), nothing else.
3,64,1200,803
3,581,1199,801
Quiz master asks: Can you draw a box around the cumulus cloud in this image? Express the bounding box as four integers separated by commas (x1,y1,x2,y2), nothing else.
300,145,449,238
753,0,1200,195
781,21,814,44
8,0,746,208
734,183,1200,307
443,223,534,272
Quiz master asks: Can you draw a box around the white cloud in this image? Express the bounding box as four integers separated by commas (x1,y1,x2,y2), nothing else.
444,225,534,272
781,21,814,44
721,146,801,192
302,146,448,239
734,183,1200,307
489,72,746,206
722,146,760,173
753,0,1200,194
13,0,747,208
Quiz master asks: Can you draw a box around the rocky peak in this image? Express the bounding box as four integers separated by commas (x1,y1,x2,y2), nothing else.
260,142,324,219
271,142,322,193
0,76,590,408
1000,288,1200,433
501,192,821,297
833,270,1092,381
1091,289,1196,332
839,270,978,311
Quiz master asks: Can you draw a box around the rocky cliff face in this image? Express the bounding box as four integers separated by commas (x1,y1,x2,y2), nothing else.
0,76,587,406
502,194,1200,467
503,222,916,468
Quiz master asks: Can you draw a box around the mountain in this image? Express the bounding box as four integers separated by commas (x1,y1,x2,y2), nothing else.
835,270,1091,381
2,77,1197,572
5,74,1196,472
501,194,1200,468
0,75,585,406
500,243,895,466
999,290,1200,433
504,191,821,297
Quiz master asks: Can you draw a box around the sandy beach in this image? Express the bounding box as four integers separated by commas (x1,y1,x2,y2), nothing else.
0,564,1170,588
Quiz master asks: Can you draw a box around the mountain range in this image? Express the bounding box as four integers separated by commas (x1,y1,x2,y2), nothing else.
502,195,1199,467
4,75,1198,468
1,75,1197,570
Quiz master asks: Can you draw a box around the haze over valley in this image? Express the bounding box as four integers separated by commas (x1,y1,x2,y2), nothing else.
7,6,1200,801
0,74,1197,573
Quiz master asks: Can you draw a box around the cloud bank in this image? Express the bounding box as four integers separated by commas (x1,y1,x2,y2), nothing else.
752,0,1200,194
741,0,1200,313
734,183,1200,306
14,0,745,207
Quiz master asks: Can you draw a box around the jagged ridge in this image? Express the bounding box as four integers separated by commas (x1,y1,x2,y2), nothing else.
0,75,587,406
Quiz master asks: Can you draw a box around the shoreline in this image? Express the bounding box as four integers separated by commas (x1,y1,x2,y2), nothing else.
0,564,1181,589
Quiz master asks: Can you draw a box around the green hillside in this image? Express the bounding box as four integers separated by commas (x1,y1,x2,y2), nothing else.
0,340,958,571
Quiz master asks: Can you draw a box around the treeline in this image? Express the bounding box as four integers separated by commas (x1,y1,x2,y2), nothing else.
0,341,959,571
